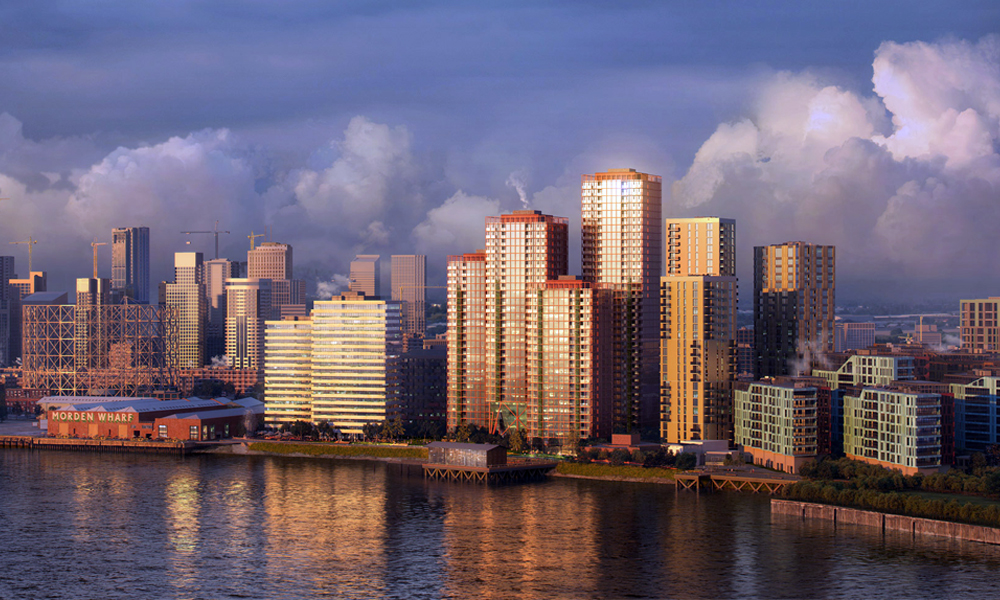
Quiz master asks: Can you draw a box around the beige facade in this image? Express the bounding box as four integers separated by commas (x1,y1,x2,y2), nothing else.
248,242,292,280
349,255,381,298
447,251,488,430
310,293,402,435
225,278,272,370
263,316,313,425
581,169,662,433
391,254,426,336
165,252,206,368
961,297,1000,352
660,217,737,443
754,242,835,377
734,382,818,474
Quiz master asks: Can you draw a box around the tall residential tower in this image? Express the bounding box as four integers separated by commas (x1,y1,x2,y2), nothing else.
660,217,737,443
391,254,426,336
582,169,662,433
111,226,150,303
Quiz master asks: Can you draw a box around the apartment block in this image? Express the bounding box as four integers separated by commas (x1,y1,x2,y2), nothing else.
660,217,737,443
734,381,818,474
961,297,1000,352
844,387,941,475
950,376,1000,453
582,169,661,433
813,355,915,390
391,254,427,336
225,278,272,370
754,242,835,378
310,292,402,436
165,252,206,368
350,255,381,298
263,316,313,426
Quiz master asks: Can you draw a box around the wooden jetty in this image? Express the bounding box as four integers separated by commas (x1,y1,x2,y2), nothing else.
0,435,195,455
675,470,795,495
423,459,559,484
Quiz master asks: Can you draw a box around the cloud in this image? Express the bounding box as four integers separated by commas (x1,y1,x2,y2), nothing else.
671,35,1000,297
412,190,499,257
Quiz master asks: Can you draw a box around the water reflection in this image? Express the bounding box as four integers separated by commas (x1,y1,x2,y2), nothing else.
3,451,1000,600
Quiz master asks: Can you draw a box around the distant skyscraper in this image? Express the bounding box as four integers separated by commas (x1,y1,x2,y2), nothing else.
166,252,206,368
660,217,737,443
247,242,302,319
225,278,272,370
391,255,426,336
754,242,835,378
350,255,381,297
0,256,15,366
582,168,662,433
203,258,236,360
960,297,1000,352
248,242,292,280
112,226,150,303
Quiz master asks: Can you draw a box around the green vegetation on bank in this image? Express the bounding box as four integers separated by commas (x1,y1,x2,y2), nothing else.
556,462,676,481
248,442,428,460
784,457,1000,528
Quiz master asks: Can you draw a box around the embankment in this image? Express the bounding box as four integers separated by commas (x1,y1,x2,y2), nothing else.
772,498,1000,545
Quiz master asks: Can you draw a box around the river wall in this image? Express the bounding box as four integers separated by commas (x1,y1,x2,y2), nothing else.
772,499,1000,545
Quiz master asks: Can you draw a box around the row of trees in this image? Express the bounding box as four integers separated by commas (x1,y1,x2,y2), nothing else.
800,456,1000,498
571,447,698,470
783,480,1000,528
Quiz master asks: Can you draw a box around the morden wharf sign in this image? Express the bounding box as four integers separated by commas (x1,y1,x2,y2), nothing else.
50,411,136,424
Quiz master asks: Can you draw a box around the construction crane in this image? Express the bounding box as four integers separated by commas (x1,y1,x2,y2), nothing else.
91,241,107,278
182,220,230,260
9,236,38,272
248,231,265,251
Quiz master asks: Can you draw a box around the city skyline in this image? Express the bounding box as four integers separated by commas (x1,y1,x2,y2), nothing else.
0,5,995,304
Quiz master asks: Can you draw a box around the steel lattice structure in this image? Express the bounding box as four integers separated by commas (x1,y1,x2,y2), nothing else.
22,304,178,396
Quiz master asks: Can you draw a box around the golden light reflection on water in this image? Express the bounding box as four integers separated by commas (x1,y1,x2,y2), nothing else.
165,467,200,590
261,458,388,597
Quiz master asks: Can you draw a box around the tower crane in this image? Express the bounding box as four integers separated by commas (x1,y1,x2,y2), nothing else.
9,236,38,272
182,220,230,260
248,231,265,251
91,241,107,278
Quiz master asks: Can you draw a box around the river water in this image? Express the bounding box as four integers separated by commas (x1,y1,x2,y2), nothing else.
1,451,998,599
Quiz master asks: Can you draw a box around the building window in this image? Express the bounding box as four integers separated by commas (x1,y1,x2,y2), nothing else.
158,425,168,438
189,425,199,440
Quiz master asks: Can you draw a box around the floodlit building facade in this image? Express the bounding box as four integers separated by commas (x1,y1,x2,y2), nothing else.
447,250,488,430
310,292,402,436
349,255,381,298
391,254,427,336
165,252,206,368
960,297,1000,352
263,316,313,425
582,168,662,433
111,226,150,303
734,381,818,474
754,242,835,378
660,217,737,443
844,387,941,475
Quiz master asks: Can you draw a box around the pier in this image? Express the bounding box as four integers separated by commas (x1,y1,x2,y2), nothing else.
675,468,797,494
423,459,559,484
0,435,196,455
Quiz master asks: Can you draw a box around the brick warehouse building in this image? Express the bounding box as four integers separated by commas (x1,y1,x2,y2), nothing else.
46,397,251,441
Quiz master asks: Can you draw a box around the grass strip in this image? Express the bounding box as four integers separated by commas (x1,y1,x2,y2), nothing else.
248,442,428,460
556,462,675,480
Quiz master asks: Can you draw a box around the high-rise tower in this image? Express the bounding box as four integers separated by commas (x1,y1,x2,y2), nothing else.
754,242,835,378
225,278,272,369
447,210,571,435
165,252,206,368
111,226,150,303
391,255,426,336
581,169,662,434
350,255,381,298
660,217,737,443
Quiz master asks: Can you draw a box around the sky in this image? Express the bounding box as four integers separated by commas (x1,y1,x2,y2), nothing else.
0,1,997,305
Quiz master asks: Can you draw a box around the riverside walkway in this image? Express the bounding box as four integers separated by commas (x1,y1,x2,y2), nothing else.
676,466,800,494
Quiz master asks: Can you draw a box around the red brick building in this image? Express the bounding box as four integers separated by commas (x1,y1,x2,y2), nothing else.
46,398,248,440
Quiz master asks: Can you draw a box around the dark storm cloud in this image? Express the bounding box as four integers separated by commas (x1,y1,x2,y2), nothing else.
0,2,996,301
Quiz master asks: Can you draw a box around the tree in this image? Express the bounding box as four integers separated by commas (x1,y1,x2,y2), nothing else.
454,422,472,443
384,416,405,442
507,428,528,454
675,452,697,470
362,422,381,441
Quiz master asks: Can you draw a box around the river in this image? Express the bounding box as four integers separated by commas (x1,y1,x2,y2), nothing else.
1,451,998,599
